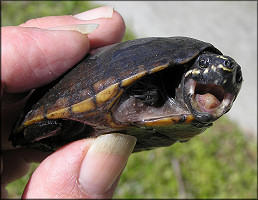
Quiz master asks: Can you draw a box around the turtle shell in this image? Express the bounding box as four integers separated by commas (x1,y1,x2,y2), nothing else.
10,37,243,152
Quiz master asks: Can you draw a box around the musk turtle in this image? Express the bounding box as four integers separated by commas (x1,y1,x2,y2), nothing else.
10,37,243,152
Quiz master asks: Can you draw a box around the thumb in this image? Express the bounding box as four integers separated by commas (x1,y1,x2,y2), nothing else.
1,26,90,93
22,134,136,199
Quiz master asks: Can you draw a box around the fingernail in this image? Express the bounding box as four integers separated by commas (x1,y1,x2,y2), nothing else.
73,6,114,20
78,133,136,195
47,24,99,34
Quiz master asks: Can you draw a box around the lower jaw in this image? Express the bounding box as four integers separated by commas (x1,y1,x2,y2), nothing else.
190,92,235,122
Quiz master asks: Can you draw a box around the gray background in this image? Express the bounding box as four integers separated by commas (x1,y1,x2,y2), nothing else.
97,1,257,137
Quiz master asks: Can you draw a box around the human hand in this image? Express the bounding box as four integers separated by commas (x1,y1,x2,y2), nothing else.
1,6,136,198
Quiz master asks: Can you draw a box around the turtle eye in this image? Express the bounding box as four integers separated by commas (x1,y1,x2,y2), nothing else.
224,60,235,70
199,58,209,68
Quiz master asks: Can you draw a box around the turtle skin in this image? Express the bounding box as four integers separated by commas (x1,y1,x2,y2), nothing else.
10,37,243,152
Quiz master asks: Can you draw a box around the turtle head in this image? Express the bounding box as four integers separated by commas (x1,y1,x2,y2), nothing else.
179,52,243,123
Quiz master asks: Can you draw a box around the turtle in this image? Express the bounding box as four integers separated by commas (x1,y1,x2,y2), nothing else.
9,37,243,152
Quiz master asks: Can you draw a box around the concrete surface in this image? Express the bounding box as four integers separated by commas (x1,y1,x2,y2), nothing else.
97,1,257,137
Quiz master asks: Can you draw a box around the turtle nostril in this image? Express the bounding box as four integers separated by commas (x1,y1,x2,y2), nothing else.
235,67,243,83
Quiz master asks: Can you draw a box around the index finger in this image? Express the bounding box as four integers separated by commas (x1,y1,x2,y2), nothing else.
20,6,125,50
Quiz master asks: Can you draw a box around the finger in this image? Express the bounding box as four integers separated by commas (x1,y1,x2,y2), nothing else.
1,148,50,185
22,134,136,199
1,148,51,199
2,7,125,94
20,6,126,49
1,26,90,93
77,10,126,49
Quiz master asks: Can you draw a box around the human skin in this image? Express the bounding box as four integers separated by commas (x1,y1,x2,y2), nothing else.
1,6,136,198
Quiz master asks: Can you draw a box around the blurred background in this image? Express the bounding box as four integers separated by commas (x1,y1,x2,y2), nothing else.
1,1,257,198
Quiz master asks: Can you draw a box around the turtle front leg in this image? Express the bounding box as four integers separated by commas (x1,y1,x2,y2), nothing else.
127,76,167,107
133,89,160,106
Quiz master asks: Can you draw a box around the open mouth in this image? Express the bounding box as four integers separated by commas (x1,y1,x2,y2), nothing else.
194,83,225,112
185,79,235,119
